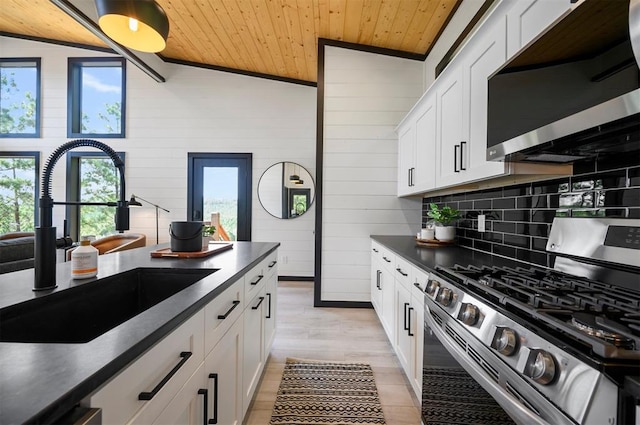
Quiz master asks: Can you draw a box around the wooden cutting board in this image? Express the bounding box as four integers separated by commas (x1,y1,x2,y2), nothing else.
150,242,233,258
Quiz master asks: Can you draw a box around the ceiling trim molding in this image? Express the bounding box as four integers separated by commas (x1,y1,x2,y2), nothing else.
318,38,425,61
49,0,166,83
160,57,317,87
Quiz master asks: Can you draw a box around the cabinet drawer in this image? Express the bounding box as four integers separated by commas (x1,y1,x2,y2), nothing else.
204,277,244,354
379,247,395,273
394,256,412,290
244,255,272,301
264,251,278,280
90,311,205,425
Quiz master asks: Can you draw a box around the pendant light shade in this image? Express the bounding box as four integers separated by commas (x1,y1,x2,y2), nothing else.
95,0,169,53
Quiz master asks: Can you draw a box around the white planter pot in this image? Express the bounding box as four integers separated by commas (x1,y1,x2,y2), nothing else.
202,236,212,250
435,226,456,241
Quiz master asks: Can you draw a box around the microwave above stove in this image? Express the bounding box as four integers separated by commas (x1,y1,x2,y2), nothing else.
486,0,640,164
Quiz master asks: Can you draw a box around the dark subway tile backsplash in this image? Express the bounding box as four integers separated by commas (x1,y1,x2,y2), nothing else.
422,161,640,268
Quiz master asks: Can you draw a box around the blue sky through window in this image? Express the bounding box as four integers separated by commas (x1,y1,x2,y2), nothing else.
80,66,122,134
0,62,37,134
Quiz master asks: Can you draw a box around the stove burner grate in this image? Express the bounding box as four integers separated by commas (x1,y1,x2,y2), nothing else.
571,313,636,350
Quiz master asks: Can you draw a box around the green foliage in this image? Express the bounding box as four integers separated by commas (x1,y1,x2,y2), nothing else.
79,158,119,238
1,70,37,134
426,203,461,226
81,101,121,134
202,224,216,236
0,157,36,233
204,198,237,241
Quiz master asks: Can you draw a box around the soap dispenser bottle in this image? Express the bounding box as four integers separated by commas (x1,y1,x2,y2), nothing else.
71,238,98,279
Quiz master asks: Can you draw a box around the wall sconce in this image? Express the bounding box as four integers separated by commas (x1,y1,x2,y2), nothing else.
129,194,170,244
95,0,170,53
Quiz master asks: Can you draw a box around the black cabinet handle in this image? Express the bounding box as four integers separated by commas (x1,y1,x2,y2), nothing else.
250,275,264,285
382,256,391,263
376,270,381,290
408,306,414,337
413,282,422,292
198,388,208,425
460,141,467,171
454,144,460,173
407,168,411,187
268,260,277,268
372,248,378,253
252,296,265,310
396,268,408,277
138,351,192,400
403,302,410,331
208,373,218,424
266,292,272,319
217,300,240,320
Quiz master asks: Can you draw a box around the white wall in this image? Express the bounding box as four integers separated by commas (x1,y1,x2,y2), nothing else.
321,46,423,302
0,36,316,277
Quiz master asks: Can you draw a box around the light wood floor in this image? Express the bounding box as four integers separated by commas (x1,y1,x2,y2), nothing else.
244,281,421,424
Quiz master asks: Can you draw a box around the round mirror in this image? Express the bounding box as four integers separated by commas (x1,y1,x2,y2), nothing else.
258,162,315,219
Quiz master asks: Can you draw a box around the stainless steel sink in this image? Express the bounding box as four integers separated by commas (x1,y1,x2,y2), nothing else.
0,268,216,343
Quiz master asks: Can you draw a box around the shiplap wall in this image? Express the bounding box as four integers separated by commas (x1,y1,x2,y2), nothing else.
0,36,316,277
321,46,423,302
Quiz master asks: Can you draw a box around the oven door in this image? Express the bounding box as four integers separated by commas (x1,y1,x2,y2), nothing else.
422,297,573,425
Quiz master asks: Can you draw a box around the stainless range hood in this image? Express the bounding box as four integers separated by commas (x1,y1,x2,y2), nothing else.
486,0,640,163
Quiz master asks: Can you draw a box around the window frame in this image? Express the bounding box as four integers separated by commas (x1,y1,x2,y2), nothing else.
0,58,42,138
67,57,126,138
65,151,126,241
0,151,40,230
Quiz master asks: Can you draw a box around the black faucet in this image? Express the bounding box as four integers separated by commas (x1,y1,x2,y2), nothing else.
34,140,130,291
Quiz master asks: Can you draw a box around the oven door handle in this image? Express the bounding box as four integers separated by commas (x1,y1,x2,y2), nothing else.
424,308,557,425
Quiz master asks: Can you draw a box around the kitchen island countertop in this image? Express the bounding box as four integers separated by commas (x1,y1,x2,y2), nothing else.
0,241,279,425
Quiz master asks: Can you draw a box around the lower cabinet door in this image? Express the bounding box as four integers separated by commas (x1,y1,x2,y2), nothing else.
242,287,266,416
151,364,207,425
205,317,244,425
263,272,277,356
394,284,412,374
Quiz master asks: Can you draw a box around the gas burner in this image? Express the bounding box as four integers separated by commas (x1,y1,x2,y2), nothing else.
571,313,636,350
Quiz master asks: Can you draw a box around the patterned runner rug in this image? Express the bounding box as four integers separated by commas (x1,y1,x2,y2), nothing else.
422,367,515,425
269,358,386,425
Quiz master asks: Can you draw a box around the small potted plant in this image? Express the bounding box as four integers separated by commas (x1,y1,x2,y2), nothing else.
202,224,216,249
426,203,461,241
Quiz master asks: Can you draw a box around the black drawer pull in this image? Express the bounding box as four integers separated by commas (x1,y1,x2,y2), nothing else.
217,300,240,320
396,268,408,277
382,256,391,263
408,307,414,337
413,282,423,291
208,373,218,424
268,260,277,268
198,388,208,425
266,292,272,319
250,274,264,285
403,302,410,331
372,248,378,253
454,144,460,173
376,270,381,290
252,296,265,310
138,351,192,400
460,141,467,171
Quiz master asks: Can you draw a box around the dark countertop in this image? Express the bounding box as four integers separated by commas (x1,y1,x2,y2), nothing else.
0,241,279,425
370,235,533,273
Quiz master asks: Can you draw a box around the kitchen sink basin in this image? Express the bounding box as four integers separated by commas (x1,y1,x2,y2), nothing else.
0,267,216,343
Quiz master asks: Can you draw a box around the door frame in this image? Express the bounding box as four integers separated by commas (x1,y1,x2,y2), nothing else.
186,152,252,241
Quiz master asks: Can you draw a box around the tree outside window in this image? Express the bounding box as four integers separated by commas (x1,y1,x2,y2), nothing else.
0,153,39,233
0,58,41,137
68,58,125,138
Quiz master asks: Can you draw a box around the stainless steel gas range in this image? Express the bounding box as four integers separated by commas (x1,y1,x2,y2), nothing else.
421,217,640,425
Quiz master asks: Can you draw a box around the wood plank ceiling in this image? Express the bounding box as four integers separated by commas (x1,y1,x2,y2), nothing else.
0,0,461,83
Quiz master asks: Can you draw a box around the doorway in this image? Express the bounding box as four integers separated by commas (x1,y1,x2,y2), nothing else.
187,153,252,241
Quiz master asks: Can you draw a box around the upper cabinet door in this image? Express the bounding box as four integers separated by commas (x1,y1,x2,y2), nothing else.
414,94,437,192
397,122,416,196
461,15,509,182
506,0,572,58
435,65,464,188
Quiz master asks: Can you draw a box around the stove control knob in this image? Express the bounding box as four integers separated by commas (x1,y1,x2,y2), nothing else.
436,287,454,306
426,279,440,295
491,327,518,356
523,349,557,385
458,303,480,326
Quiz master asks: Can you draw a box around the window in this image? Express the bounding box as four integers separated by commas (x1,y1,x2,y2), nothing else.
0,58,41,137
68,57,126,138
66,152,125,241
0,152,39,233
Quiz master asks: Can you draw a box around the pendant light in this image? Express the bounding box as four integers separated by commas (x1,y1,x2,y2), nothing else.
289,163,300,183
95,0,170,53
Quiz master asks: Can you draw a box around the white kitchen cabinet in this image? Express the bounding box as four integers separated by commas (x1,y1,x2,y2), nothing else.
506,0,572,58
151,363,208,425
397,93,437,196
435,64,465,187
394,282,413,375
409,269,427,399
263,258,278,357
242,287,267,416
370,242,383,313
91,311,205,425
204,316,244,425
